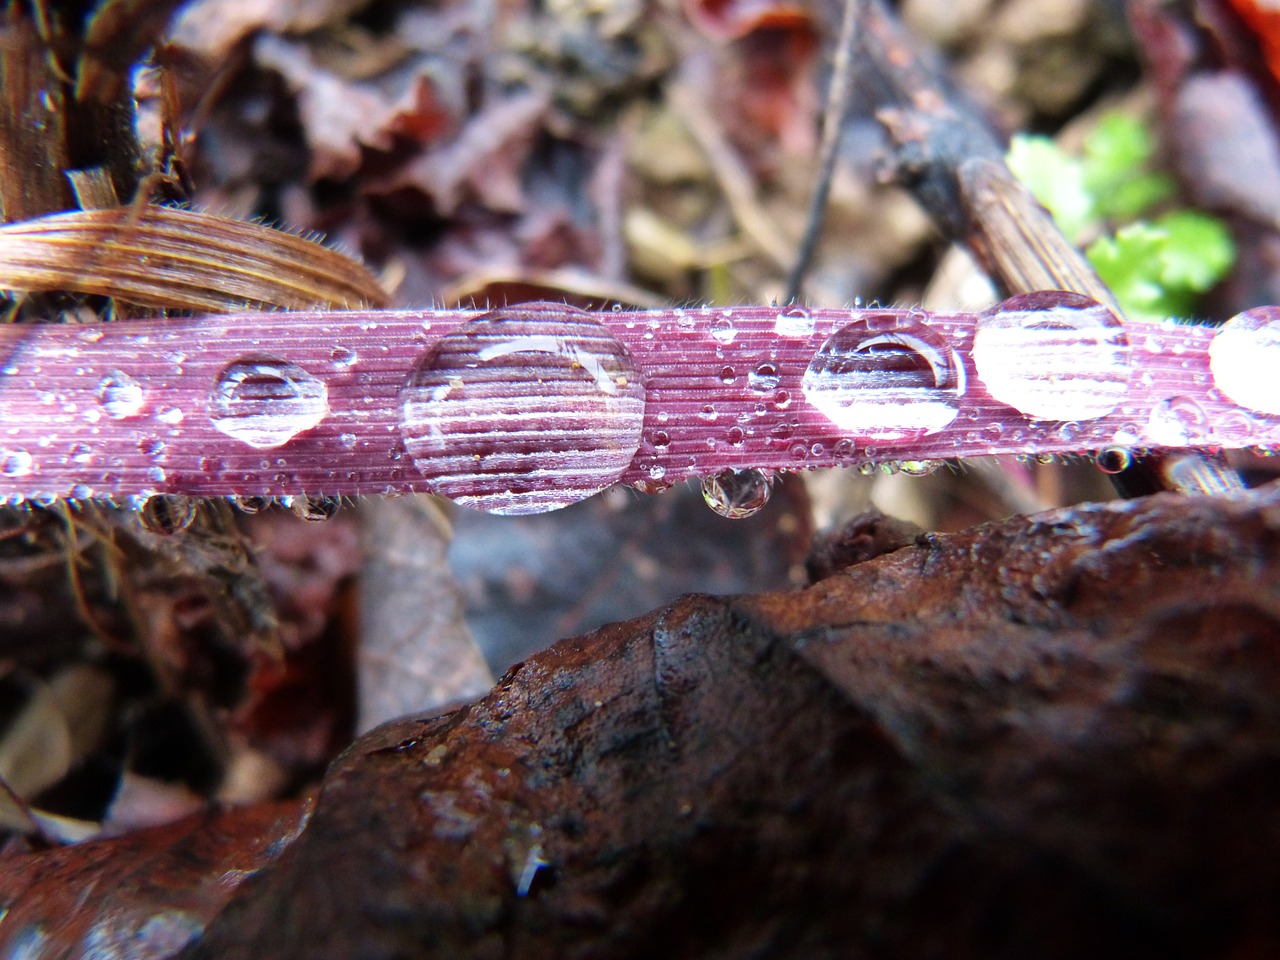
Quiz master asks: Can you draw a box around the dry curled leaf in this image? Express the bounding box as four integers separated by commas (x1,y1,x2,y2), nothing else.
0,206,387,313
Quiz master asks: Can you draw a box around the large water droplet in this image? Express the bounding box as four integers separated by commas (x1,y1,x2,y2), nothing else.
97,371,145,419
709,317,736,344
1147,396,1211,446
1209,306,1280,415
973,292,1130,420
701,468,772,519
801,315,964,439
209,357,329,449
398,302,647,515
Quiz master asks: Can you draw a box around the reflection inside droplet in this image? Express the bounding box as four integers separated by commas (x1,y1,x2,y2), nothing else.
701,468,772,519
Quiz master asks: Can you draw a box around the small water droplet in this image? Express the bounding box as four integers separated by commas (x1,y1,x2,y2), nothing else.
1210,306,1280,415
749,363,781,391
70,483,92,500
801,315,963,439
330,346,358,368
138,494,195,534
775,305,814,337
727,426,745,446
899,459,941,476
1095,446,1132,474
973,292,1130,421
789,442,808,460
652,430,670,447
709,317,736,344
1147,396,1210,446
1057,421,1082,444
770,422,795,441
719,365,736,384
699,404,717,421
857,461,877,476
648,464,666,480
833,438,854,462
701,468,772,519
1112,422,1140,445
397,303,647,515
97,371,145,419
210,357,328,449
232,494,271,514
2,449,33,477
339,432,357,449
774,390,792,409
138,437,165,458
145,466,166,484
68,442,93,464
156,406,184,425
292,494,340,522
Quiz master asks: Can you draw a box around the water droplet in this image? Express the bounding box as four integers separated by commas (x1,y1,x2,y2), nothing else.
774,390,792,409
899,459,941,476
397,302,647,515
727,426,745,446
857,461,877,476
1095,446,1132,474
652,430,670,447
339,432,357,449
145,466,166,484
1056,421,1082,444
1147,396,1210,446
775,305,814,337
701,468,772,519
1112,422,1140,445
709,317,736,344
833,438,854,462
719,365,736,384
68,442,93,464
770,422,794,441
138,494,196,534
698,404,717,421
292,494,340,522
973,292,1130,421
2,449,33,477
789,442,808,460
648,464,666,480
97,371,145,419
232,494,271,514
801,315,964,439
209,357,328,449
139,436,165,458
1209,306,1280,415
749,363,781,391
156,406,184,425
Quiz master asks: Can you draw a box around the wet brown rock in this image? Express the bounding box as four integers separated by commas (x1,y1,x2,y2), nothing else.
172,485,1280,959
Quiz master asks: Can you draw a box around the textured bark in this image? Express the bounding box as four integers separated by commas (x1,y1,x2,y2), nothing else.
150,484,1280,960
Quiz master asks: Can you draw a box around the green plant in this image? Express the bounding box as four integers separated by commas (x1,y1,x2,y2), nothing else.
1007,112,1235,322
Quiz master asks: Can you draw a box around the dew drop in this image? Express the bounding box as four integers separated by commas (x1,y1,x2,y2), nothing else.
339,432,357,449
68,442,93,464
292,494,341,522
648,464,666,480
789,442,808,460
138,494,196,535
97,371,145,419
833,438,854,462
801,315,963,439
209,357,329,450
1056,421,1082,444
1209,306,1280,415
2,449,33,477
698,404,717,421
701,468,772,519
652,430,670,448
1095,446,1132,474
397,302,647,515
973,292,1130,421
709,317,736,344
749,363,781,391
719,365,736,384
156,406,184,425
232,494,271,514
330,346,358,368
775,305,814,338
899,459,941,476
727,426,745,446
1147,396,1211,446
